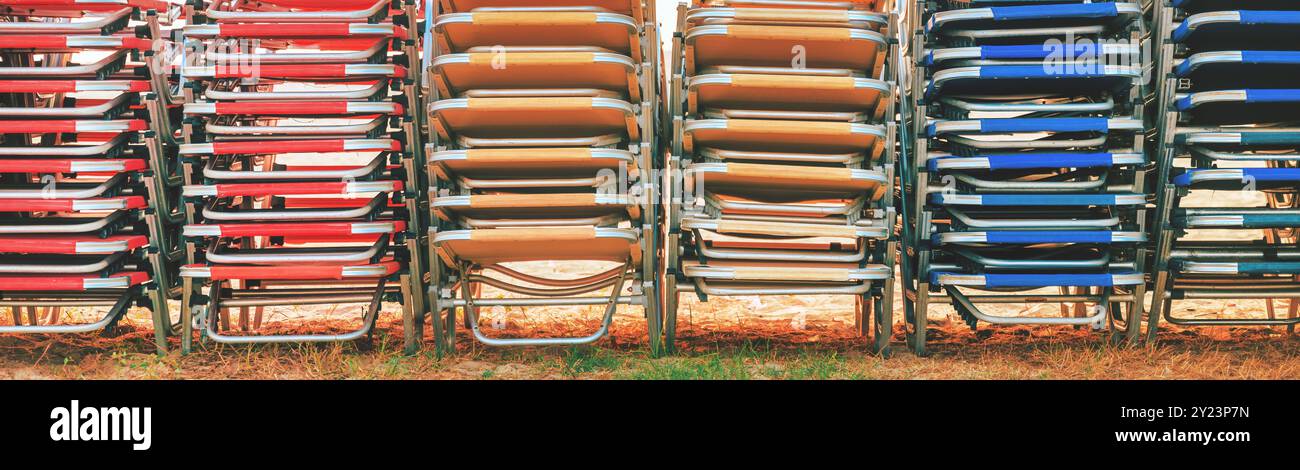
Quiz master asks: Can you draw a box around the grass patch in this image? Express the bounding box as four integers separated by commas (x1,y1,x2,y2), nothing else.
770,352,855,380
559,347,627,377
615,355,752,380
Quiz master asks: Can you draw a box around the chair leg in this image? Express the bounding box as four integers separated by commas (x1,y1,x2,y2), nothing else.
873,292,893,357
1122,284,1145,346
1288,299,1298,335
909,287,929,357
1146,271,1170,345
644,276,664,357
401,274,421,356
181,277,195,355
855,295,867,337
150,288,170,354
663,275,679,355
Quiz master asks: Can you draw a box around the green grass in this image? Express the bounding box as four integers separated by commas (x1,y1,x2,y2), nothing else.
605,344,859,380
770,352,858,380
559,347,627,377
615,355,752,380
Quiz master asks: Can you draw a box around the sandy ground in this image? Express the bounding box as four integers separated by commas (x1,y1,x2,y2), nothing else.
1,301,1297,379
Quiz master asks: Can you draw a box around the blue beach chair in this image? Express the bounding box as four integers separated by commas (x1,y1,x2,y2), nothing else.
903,0,1149,354
1148,3,1300,336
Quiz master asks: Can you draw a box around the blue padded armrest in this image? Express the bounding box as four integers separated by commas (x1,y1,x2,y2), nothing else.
925,66,1138,97
1241,51,1300,65
1176,211,1300,229
930,271,1143,287
1239,132,1300,145
1174,168,1300,186
1174,260,1300,275
1245,89,1300,103
978,65,1127,79
1235,262,1300,274
928,3,1126,35
1246,168,1300,180
1177,89,1300,111
1240,214,1300,228
927,152,1126,171
985,43,1092,59
1240,10,1300,26
926,43,1133,66
927,117,1115,136
930,193,1146,206
928,45,1054,66
983,117,1108,133
932,230,1143,244
1178,131,1300,146
990,3,1120,21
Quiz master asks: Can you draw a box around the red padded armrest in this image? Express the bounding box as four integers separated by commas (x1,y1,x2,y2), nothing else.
205,139,401,155
0,195,145,212
199,23,407,40
0,80,150,93
3,119,146,134
186,220,405,237
190,180,402,197
208,64,406,78
0,271,148,291
0,159,145,173
0,35,152,50
0,234,148,254
185,260,401,281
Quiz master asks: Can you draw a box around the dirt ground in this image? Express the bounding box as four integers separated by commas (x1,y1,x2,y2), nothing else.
1,282,1297,380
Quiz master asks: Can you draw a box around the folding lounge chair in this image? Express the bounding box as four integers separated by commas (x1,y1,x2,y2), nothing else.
925,2,1142,46
666,0,900,354
685,7,887,30
431,49,642,101
684,20,888,76
439,0,647,24
0,1,182,349
692,0,888,12
176,0,426,353
901,0,1149,354
419,2,663,354
433,8,642,61
1147,3,1300,336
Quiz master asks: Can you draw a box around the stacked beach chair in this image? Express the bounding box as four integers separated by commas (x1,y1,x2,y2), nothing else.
666,0,900,354
176,0,425,352
423,1,663,353
902,0,1150,354
0,0,182,349
1148,0,1300,337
